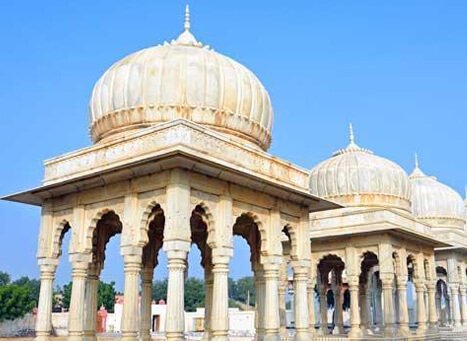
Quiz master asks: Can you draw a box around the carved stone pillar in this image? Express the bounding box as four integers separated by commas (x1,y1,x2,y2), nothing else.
396,276,410,334
293,266,310,341
165,247,189,341
319,285,328,335
211,259,230,341
35,261,57,341
83,263,101,341
426,282,438,329
140,267,154,341
449,284,462,327
307,280,316,335
460,285,467,326
415,282,427,334
332,283,344,334
348,279,361,338
203,264,213,340
254,266,265,339
381,274,395,335
121,255,142,341
262,263,280,341
69,261,88,341
364,274,373,330
279,262,288,338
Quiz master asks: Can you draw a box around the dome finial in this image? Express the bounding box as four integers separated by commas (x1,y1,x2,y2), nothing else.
349,122,355,144
184,4,191,31
414,152,419,169
172,4,202,47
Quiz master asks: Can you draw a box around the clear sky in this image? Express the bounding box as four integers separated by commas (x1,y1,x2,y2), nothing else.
0,1,466,290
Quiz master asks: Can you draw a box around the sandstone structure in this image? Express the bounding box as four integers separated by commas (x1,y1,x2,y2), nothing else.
3,6,467,341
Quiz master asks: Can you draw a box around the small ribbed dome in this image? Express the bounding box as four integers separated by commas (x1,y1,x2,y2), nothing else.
309,125,411,211
409,156,465,229
89,6,273,150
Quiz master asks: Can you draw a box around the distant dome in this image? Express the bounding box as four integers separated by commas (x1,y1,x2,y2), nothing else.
409,156,465,229
89,6,273,150
309,125,411,211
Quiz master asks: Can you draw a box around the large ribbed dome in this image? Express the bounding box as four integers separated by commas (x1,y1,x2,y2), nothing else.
409,157,465,229
309,125,411,211
89,7,273,150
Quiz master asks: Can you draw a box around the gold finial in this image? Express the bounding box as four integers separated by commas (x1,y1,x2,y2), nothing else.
414,152,419,169
184,4,191,31
349,122,355,144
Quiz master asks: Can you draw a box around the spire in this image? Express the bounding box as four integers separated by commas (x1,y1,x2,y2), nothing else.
184,4,191,31
349,122,355,145
173,4,202,47
332,123,372,156
409,152,427,178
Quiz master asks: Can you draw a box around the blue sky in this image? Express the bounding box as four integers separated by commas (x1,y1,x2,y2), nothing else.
0,1,466,290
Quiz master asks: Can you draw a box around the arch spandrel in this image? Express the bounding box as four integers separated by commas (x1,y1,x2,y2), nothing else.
190,190,220,248
82,204,124,255
136,190,166,247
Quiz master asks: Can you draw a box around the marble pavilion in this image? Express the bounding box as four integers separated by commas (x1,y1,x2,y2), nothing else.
3,6,467,341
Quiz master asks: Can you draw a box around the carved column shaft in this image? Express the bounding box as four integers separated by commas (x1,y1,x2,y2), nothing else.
140,267,154,341
83,264,101,341
396,277,410,333
69,261,88,341
211,261,230,341
121,256,142,341
293,267,310,341
460,286,467,326
35,263,57,341
262,265,281,341
449,284,462,327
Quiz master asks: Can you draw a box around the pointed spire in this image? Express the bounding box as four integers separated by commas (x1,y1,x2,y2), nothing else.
172,4,202,47
184,4,191,31
409,152,427,178
332,122,372,156
349,122,355,145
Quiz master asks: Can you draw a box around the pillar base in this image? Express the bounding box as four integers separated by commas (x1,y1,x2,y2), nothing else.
68,333,85,341
140,332,151,341
294,330,309,341
263,333,280,341
82,332,97,341
211,335,229,341
121,331,139,341
166,331,184,341
34,332,51,341
348,327,362,338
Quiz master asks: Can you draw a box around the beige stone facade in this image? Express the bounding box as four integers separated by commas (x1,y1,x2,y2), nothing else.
3,6,467,341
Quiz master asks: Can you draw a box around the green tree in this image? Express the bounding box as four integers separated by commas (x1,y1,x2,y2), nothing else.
62,280,116,312
184,277,204,312
0,284,35,321
13,276,40,307
152,279,168,302
233,276,255,306
62,282,73,310
0,271,10,286
97,281,116,312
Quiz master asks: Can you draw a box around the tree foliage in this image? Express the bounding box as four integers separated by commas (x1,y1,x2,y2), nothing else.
229,276,255,306
97,281,117,313
13,276,40,307
184,278,205,312
0,271,10,286
152,279,168,302
0,284,35,321
61,280,117,312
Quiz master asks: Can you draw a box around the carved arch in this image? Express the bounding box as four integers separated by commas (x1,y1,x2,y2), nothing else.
84,208,123,255
233,211,268,265
51,219,72,259
138,200,165,248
